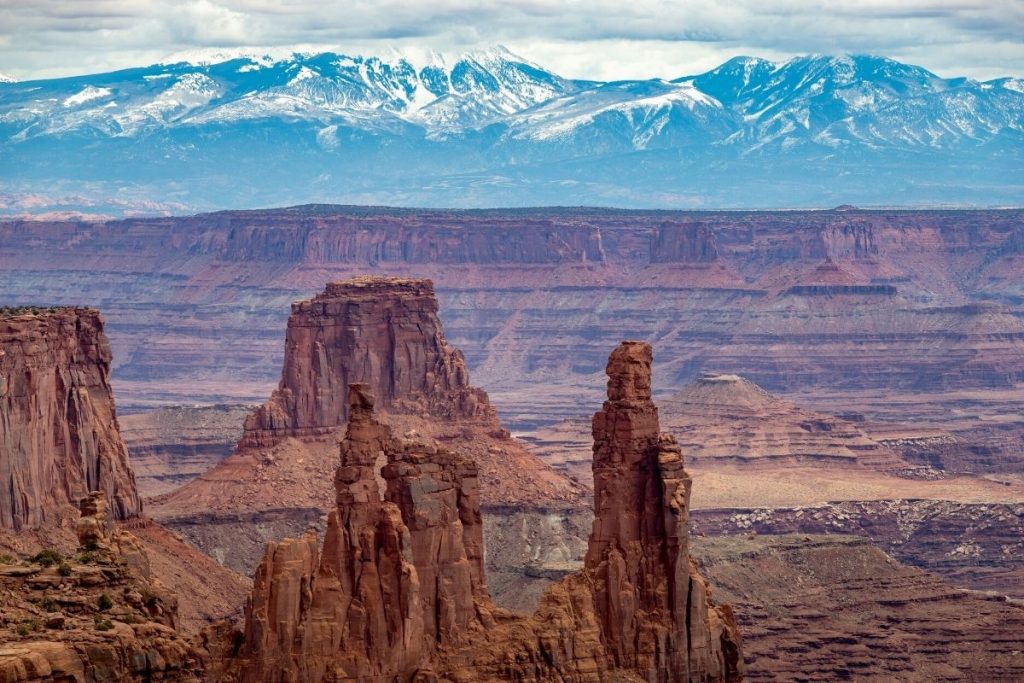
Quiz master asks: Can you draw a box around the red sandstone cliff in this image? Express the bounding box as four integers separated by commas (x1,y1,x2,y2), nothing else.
0,305,250,666
221,343,742,682
0,307,141,529
241,277,491,448
150,277,583,532
581,342,741,679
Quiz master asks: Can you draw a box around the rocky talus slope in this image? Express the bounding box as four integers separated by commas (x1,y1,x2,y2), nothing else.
693,534,1024,681
0,494,202,682
147,278,587,605
217,343,742,682
0,307,141,529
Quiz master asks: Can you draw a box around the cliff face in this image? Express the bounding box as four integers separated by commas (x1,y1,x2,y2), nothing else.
5,207,1024,477
224,343,742,682
150,276,583,554
241,277,491,449
237,384,492,681
0,307,141,530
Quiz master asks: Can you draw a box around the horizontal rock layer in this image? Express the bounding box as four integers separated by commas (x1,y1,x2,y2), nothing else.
693,534,1024,681
2,207,1022,474
691,499,1024,600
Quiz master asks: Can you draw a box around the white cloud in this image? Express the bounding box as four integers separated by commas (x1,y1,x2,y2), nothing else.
0,0,1021,80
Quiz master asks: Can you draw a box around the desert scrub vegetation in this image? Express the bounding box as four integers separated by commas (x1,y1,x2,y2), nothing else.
29,549,63,567
0,306,72,317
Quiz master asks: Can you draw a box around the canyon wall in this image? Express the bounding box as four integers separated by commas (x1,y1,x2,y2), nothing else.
0,307,141,530
223,344,742,682
2,206,1022,477
693,534,1024,681
691,500,1024,601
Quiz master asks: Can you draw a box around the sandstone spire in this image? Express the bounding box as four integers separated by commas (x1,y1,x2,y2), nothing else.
227,343,742,682
585,341,742,680
0,307,141,529
237,383,493,681
240,277,490,448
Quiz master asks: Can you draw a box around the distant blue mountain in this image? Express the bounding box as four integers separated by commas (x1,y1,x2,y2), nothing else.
0,49,1021,213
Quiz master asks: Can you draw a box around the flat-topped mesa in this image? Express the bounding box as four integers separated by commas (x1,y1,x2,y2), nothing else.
585,341,742,680
0,306,140,530
240,277,492,449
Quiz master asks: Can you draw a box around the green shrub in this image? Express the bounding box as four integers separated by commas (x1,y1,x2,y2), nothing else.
75,551,97,564
97,593,113,611
29,550,63,567
39,598,59,612
0,553,14,565
56,562,72,577
94,616,113,632
16,619,40,636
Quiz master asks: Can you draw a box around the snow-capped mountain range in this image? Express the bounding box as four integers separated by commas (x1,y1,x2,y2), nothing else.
0,48,1021,212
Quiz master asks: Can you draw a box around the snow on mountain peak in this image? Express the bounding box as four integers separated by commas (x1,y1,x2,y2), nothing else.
63,85,113,107
159,46,324,67
2,50,1019,155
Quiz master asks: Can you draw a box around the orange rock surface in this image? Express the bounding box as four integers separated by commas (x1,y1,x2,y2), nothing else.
0,308,141,530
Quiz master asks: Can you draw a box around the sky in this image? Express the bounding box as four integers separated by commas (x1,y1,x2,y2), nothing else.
1,0,1022,82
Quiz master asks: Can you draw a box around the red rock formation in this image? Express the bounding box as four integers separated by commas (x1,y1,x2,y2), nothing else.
149,278,584,594
225,345,742,682
0,492,202,683
659,373,914,474
240,277,491,449
236,384,494,681
0,307,141,530
583,342,741,680
650,222,719,262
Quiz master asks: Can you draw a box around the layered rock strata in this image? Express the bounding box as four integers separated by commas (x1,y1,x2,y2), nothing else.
120,404,252,497
691,499,1024,600
0,307,141,530
223,344,742,682
694,534,1024,681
